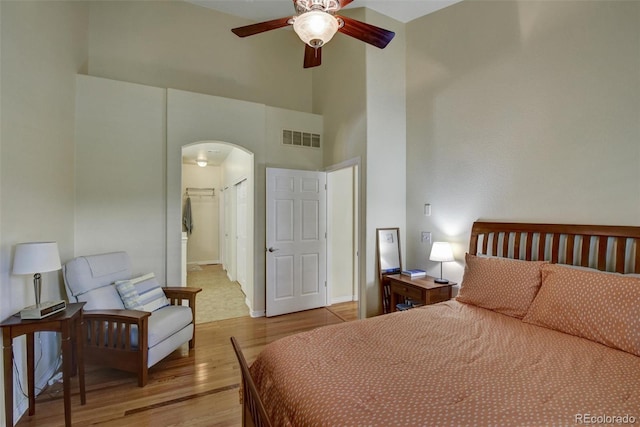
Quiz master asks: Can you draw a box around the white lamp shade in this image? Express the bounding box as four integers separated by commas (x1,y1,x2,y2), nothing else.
429,242,454,263
293,10,339,48
13,242,62,275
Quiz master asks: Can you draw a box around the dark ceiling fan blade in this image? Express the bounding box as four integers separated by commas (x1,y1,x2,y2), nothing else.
231,17,292,38
337,15,395,49
338,0,355,9
304,45,322,69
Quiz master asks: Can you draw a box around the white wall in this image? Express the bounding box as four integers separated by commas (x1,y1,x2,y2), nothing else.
406,0,640,286
0,1,88,423
86,0,313,113
182,164,221,264
75,75,167,281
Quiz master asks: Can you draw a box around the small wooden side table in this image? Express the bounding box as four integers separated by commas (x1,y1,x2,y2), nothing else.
2,302,86,427
387,275,455,312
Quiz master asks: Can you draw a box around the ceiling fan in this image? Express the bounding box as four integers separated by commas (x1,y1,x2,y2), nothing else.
231,0,395,68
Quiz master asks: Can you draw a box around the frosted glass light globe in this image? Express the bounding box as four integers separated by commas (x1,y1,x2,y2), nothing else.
293,10,339,48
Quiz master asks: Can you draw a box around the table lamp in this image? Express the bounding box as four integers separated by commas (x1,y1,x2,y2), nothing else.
429,242,454,284
13,242,66,319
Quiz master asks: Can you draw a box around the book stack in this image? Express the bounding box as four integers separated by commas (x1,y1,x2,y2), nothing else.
401,269,426,279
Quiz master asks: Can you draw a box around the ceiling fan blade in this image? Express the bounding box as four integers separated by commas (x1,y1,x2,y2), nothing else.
231,17,292,38
304,45,322,69
338,0,355,9
337,15,395,49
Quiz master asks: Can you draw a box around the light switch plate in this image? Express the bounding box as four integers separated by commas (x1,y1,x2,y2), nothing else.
421,231,431,244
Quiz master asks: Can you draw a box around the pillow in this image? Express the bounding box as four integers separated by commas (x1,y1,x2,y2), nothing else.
135,274,170,312
523,264,640,357
115,273,169,312
456,253,547,318
115,280,143,310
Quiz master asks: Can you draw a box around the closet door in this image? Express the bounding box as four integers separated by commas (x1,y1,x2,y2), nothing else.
236,179,248,294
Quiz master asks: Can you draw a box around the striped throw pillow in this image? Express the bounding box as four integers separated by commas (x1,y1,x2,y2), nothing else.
115,273,169,312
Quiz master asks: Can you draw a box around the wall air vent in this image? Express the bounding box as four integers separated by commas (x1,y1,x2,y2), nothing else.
282,129,321,149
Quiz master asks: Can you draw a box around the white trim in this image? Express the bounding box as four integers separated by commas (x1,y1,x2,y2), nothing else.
331,295,356,305
187,260,220,266
247,297,265,317
325,159,361,318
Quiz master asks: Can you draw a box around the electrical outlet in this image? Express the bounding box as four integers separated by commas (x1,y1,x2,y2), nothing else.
421,231,431,244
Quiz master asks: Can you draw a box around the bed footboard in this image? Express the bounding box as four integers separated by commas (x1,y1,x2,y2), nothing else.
230,337,273,427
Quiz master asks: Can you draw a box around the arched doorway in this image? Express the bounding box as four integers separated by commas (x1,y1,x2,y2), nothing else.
180,141,255,322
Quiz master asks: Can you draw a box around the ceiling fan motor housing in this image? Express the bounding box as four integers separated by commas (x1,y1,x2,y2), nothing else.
296,0,341,14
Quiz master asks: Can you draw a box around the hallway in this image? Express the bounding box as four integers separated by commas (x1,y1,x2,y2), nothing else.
187,264,249,324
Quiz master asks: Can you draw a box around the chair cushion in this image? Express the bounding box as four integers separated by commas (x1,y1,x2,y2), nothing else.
131,305,193,348
63,252,131,298
76,285,125,310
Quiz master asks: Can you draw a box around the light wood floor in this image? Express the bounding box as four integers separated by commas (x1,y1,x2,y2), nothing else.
14,302,358,427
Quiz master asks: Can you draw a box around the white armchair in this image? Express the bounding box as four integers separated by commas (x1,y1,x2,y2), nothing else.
63,252,201,386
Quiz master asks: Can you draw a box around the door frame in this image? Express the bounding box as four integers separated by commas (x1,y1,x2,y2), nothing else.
325,157,362,318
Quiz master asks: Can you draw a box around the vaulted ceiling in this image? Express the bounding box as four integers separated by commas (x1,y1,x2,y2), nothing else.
186,0,462,24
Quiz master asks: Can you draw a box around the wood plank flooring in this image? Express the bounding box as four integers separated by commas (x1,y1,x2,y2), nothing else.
14,302,358,427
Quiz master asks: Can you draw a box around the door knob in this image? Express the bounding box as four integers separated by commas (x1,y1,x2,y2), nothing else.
268,247,279,252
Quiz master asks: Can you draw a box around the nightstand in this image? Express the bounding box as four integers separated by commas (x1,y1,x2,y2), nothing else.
387,274,454,312
2,302,86,427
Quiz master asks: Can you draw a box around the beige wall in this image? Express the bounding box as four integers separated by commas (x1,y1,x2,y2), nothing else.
75,75,167,281
363,9,407,316
0,1,88,422
314,8,407,317
182,164,222,264
87,0,313,113
406,0,640,286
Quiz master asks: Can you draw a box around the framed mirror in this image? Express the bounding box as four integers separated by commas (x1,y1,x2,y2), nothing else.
376,228,402,314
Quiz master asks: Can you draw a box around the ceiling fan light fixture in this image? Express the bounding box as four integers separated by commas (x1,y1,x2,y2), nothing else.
293,10,339,48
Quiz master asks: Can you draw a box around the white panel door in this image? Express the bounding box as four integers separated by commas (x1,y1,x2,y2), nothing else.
223,187,233,279
236,180,248,293
266,168,327,317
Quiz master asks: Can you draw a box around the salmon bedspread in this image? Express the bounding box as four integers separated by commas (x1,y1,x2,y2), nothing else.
250,301,640,426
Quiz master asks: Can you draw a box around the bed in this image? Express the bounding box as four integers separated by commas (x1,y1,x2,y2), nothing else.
231,221,640,426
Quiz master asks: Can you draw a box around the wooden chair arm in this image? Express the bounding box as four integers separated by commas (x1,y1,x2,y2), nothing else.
83,309,151,323
163,287,202,302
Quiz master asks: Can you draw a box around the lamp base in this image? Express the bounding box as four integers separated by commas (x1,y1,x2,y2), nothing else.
434,278,449,284
20,300,66,320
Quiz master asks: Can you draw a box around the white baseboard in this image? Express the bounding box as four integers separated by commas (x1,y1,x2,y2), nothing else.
331,295,356,305
246,297,265,317
188,259,219,265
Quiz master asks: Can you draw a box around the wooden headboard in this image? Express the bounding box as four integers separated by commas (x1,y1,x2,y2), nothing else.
469,222,640,274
